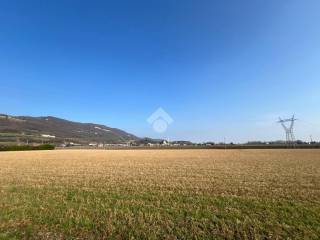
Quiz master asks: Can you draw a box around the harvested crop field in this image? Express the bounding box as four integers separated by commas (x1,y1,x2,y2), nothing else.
0,149,320,239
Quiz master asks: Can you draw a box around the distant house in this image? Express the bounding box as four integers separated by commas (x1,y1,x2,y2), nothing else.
89,143,97,147
161,140,169,146
0,114,8,119
69,142,81,146
41,134,56,138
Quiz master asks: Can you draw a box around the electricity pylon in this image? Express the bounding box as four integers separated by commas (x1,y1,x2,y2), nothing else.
278,115,297,144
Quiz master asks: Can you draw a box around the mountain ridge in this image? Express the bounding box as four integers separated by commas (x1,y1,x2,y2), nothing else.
0,113,139,145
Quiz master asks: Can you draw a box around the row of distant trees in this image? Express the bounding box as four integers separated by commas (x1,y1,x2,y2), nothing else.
245,140,319,145
0,144,55,151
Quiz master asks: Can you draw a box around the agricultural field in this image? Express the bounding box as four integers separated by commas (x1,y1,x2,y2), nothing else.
0,149,319,239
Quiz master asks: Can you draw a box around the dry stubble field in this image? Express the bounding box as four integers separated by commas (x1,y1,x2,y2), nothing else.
0,149,319,239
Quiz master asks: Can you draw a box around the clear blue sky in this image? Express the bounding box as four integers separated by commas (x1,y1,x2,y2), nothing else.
1,0,319,142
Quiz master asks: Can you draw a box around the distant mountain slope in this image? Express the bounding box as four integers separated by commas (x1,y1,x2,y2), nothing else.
0,114,138,144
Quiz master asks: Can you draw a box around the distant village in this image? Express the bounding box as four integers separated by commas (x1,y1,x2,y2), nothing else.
60,139,194,148
58,138,320,149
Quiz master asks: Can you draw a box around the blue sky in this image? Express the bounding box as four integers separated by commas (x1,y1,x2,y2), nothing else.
1,0,320,142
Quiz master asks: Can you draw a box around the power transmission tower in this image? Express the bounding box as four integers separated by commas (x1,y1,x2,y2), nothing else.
278,115,297,145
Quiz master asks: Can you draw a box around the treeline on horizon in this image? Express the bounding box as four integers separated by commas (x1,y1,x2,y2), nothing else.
1,143,320,151
203,144,320,149
0,144,55,152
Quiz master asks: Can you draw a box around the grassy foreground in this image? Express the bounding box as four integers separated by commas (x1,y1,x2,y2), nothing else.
0,149,319,239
